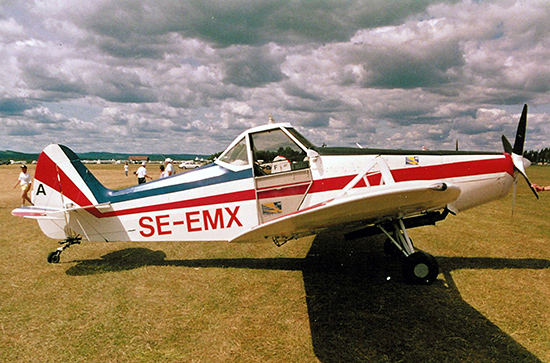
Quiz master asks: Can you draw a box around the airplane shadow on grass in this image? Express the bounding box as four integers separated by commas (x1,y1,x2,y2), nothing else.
66,232,548,363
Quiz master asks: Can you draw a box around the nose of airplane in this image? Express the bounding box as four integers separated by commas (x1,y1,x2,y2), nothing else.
522,157,531,170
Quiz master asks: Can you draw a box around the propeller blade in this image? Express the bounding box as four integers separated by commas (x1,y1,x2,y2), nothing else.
513,104,528,155
513,153,539,199
502,105,538,199
501,135,513,154
506,104,539,199
511,178,517,218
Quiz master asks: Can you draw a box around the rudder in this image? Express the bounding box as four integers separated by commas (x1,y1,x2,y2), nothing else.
32,144,109,238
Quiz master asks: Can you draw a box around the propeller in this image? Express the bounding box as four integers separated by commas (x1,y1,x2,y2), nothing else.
501,104,539,200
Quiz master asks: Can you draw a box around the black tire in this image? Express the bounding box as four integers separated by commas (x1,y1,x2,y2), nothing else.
402,251,439,285
47,251,60,264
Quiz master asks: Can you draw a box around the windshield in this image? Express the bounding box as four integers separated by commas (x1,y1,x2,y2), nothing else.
250,129,306,163
219,136,249,166
286,127,315,150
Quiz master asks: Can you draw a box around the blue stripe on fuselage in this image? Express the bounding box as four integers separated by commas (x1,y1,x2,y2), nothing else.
99,164,254,204
56,145,254,204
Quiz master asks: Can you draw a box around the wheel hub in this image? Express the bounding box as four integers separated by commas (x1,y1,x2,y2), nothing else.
414,263,429,278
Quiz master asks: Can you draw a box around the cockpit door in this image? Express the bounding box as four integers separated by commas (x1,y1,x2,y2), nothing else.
255,168,312,223
250,128,313,223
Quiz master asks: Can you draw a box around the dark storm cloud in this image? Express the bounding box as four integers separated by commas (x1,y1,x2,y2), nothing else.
364,44,465,89
221,46,286,87
298,113,331,128
97,37,168,59
92,72,158,104
5,123,41,136
22,65,86,97
0,98,35,115
283,83,322,102
78,0,442,48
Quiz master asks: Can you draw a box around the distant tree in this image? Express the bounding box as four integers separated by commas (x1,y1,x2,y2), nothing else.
276,146,306,162
524,148,550,164
255,150,278,163
524,150,538,162
208,151,223,161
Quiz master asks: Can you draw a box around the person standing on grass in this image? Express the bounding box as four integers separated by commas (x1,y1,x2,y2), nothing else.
124,161,129,177
159,164,168,178
13,165,33,206
134,161,152,184
165,158,175,176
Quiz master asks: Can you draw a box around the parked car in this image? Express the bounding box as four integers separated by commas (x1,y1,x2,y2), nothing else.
179,160,200,169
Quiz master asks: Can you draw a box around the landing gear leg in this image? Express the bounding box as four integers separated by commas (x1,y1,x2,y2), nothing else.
378,219,439,285
47,235,82,264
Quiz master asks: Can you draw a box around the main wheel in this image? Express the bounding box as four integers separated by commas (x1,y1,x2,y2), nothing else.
402,251,439,285
47,251,61,264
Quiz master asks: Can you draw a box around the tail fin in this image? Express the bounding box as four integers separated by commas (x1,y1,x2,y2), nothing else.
34,144,107,209
30,144,109,238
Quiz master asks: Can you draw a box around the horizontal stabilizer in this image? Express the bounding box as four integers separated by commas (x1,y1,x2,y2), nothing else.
12,202,112,220
11,206,65,220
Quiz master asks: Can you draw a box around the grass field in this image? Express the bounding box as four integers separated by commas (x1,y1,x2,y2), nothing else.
1,163,549,362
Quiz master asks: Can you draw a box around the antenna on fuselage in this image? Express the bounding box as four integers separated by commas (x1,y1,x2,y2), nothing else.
268,114,274,124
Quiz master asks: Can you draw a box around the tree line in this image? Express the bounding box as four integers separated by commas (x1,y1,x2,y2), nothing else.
524,148,550,164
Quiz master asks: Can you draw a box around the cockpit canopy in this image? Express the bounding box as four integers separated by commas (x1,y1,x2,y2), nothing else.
216,123,315,175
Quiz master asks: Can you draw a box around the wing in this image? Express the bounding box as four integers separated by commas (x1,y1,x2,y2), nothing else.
230,181,460,243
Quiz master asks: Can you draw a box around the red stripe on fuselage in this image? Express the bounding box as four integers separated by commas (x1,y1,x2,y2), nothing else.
393,154,513,182
96,190,256,218
309,154,513,194
256,184,310,199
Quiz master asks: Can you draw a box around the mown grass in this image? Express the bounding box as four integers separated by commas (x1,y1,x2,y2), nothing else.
1,164,549,362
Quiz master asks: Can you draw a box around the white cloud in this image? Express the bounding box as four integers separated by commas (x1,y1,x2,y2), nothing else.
0,0,549,155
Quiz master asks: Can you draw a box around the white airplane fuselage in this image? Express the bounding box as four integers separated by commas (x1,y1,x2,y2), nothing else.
21,123,515,243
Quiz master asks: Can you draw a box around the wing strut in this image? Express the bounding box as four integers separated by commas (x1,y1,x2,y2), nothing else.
342,155,395,195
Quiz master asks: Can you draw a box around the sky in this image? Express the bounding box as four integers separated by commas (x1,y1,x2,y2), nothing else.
1,0,550,155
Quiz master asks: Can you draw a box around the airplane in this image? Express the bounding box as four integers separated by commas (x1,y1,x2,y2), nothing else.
12,104,537,285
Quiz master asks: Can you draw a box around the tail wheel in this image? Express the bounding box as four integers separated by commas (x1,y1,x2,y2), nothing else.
47,251,61,264
46,235,81,264
402,251,439,285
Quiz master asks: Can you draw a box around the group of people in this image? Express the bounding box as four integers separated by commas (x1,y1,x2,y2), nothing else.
132,158,175,184
12,158,178,207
